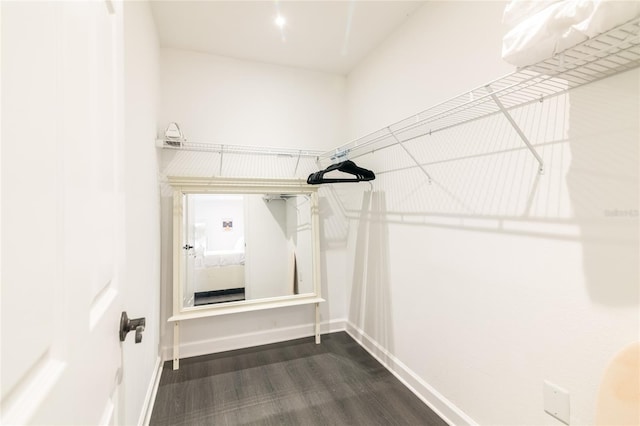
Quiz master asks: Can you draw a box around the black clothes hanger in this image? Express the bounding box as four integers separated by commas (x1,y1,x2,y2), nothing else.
307,160,375,185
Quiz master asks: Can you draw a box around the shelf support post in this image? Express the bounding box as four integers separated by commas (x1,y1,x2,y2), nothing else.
387,127,433,184
486,85,544,174
173,321,180,370
315,302,321,344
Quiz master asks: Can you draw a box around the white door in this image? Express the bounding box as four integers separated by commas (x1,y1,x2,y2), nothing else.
2,1,130,424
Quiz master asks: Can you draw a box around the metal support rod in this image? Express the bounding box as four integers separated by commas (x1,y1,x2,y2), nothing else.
486,85,545,174
219,144,224,176
387,127,433,184
293,150,302,176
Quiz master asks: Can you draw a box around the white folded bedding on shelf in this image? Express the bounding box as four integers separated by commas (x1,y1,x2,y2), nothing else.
502,0,640,67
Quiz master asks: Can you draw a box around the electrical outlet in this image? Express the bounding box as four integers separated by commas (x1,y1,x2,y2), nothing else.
544,381,570,424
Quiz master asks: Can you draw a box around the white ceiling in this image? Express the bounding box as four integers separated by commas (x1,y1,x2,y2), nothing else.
150,1,425,75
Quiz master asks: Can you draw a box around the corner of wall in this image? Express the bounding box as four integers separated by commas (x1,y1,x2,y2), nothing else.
345,322,477,426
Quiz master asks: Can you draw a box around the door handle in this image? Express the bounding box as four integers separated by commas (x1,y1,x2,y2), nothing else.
183,244,193,250
119,311,145,343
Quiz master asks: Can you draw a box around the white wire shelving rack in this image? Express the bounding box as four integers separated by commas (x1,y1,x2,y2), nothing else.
156,139,323,177
156,139,322,159
157,17,640,180
318,16,640,180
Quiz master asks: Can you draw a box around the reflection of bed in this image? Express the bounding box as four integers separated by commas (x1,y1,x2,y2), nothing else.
202,249,245,267
194,265,244,292
194,249,245,293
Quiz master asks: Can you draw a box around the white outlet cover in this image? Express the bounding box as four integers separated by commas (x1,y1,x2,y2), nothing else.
544,381,570,424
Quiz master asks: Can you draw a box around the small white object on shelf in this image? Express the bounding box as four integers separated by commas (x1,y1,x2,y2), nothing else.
164,122,185,147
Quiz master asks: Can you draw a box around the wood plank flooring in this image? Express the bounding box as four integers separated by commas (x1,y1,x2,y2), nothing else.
150,332,447,425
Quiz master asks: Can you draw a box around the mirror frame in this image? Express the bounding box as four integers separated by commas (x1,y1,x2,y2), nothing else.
167,176,323,320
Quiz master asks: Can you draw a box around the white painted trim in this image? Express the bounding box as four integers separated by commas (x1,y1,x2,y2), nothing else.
162,319,346,361
168,178,323,320
139,356,163,426
345,322,477,426
168,296,325,321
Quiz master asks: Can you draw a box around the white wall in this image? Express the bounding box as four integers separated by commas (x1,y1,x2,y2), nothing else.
122,2,161,425
343,2,639,425
159,48,345,150
159,50,348,360
192,196,245,251
346,1,514,140
245,195,289,299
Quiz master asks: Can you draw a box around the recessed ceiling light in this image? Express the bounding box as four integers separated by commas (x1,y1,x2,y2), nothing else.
275,15,286,28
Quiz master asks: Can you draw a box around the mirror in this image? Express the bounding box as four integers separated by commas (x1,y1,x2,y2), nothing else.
170,177,320,315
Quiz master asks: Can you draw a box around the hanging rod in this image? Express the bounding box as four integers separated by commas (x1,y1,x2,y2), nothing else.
318,16,640,169
156,139,322,158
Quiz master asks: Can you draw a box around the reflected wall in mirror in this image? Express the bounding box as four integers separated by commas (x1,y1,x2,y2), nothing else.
170,177,320,315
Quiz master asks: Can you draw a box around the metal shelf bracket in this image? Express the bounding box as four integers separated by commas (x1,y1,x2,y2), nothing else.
330,148,350,164
387,127,433,184
219,144,224,176
485,85,545,174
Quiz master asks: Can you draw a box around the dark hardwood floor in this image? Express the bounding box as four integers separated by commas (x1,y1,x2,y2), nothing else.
150,332,448,425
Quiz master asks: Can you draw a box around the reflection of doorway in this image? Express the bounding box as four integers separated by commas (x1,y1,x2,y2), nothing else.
183,194,247,309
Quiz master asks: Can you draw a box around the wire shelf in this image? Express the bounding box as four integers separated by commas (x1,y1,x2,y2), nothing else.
319,16,640,164
157,140,323,183
157,139,322,158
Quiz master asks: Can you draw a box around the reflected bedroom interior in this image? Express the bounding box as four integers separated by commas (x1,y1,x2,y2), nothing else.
185,194,246,307
182,193,314,308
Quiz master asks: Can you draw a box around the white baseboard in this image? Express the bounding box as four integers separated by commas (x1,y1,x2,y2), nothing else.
162,318,347,361
345,322,477,426
139,356,163,426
